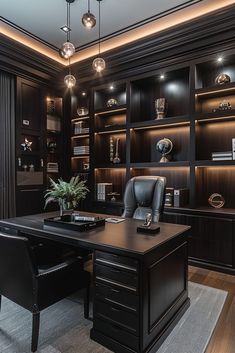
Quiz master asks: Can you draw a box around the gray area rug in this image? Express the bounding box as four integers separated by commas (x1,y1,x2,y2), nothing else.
0,282,227,353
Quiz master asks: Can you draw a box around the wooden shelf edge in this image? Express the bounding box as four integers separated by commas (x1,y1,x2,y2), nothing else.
130,115,190,129
130,161,190,168
194,160,235,167
94,105,127,115
195,82,235,96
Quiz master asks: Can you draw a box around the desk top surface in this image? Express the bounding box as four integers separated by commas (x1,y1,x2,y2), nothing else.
0,212,190,257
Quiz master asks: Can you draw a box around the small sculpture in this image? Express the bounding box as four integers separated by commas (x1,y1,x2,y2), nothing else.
107,98,118,108
113,138,121,164
212,100,232,112
21,138,32,152
29,164,35,172
215,73,231,85
143,213,152,227
156,138,173,162
208,193,225,208
77,107,88,116
109,136,114,162
155,98,168,120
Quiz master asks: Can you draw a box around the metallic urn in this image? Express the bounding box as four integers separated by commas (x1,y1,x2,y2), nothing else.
155,98,168,120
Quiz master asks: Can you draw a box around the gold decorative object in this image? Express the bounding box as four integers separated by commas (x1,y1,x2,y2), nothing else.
107,98,118,107
208,193,225,208
155,98,168,120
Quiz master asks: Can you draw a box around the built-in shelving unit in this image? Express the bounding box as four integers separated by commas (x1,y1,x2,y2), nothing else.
71,51,235,273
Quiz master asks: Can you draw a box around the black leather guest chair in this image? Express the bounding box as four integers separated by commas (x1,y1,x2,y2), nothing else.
0,232,90,352
122,176,166,222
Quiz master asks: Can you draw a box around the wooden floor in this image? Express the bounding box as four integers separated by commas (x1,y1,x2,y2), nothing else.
189,266,235,353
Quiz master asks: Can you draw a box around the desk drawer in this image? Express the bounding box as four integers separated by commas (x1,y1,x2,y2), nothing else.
95,282,138,313
94,318,139,351
95,263,138,290
95,251,138,272
94,300,139,335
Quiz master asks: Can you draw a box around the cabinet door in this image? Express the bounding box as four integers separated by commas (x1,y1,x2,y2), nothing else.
16,188,44,216
163,213,233,267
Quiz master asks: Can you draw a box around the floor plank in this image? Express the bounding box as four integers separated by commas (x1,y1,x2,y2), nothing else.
189,266,235,353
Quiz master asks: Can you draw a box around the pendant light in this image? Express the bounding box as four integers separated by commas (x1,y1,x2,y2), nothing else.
60,0,75,59
92,0,106,73
82,0,96,29
64,58,76,88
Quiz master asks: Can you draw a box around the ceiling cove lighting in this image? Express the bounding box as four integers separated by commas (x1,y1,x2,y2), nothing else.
82,0,96,29
60,0,75,59
92,0,106,73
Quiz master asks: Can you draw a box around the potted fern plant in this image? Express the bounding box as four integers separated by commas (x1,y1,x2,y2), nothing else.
45,176,89,216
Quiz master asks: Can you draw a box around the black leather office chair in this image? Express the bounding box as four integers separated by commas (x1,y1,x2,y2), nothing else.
122,176,166,222
0,232,90,352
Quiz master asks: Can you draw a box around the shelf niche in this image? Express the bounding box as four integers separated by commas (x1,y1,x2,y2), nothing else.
195,166,235,209
95,132,126,165
94,83,126,111
131,125,190,163
130,67,189,123
95,168,126,202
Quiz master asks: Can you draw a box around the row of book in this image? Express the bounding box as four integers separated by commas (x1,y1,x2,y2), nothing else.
96,183,113,201
164,188,189,208
74,126,89,135
73,145,89,155
211,151,232,161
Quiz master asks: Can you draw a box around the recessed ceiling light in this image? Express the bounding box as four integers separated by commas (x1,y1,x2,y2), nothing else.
60,25,71,33
110,85,114,90
82,91,86,96
217,57,223,63
160,74,165,80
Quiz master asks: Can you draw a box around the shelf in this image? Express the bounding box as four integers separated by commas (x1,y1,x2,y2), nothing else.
94,105,127,115
195,110,235,123
164,205,235,217
95,126,127,134
95,164,126,169
47,129,61,135
72,155,90,159
195,82,235,98
71,116,90,122
194,160,235,167
71,134,90,139
130,161,190,168
130,115,190,130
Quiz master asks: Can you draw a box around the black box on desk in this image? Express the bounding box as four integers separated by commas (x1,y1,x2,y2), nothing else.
173,188,189,207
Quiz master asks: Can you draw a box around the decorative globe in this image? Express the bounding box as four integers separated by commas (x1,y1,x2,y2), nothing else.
82,12,96,28
64,74,76,88
156,138,173,162
60,41,75,59
92,57,106,73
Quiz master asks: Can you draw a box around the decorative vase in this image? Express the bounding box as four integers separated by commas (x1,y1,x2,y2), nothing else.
154,98,168,120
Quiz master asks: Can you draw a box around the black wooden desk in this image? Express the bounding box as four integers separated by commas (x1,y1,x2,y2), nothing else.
0,212,190,353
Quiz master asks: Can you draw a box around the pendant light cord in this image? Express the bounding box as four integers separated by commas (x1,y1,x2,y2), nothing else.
67,1,70,42
98,0,101,55
88,0,90,12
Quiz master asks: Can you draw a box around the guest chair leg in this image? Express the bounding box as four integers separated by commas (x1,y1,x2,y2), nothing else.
31,312,40,352
84,285,90,319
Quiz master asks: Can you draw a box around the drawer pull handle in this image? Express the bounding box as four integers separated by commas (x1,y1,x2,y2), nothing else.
111,288,120,293
111,307,120,312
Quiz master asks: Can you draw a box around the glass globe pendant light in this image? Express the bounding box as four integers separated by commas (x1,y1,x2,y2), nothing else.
64,58,76,88
92,0,106,73
82,0,96,29
59,0,75,59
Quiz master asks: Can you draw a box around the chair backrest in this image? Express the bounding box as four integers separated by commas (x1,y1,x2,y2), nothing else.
0,232,37,310
122,176,166,222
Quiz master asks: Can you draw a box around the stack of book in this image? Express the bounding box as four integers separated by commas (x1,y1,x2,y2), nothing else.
47,162,59,173
211,151,232,161
96,183,113,201
74,122,89,135
73,146,89,155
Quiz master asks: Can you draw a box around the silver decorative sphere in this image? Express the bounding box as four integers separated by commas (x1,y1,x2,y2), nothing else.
107,98,118,107
156,138,173,163
215,73,231,85
64,74,76,88
82,12,96,28
92,57,106,73
60,41,75,59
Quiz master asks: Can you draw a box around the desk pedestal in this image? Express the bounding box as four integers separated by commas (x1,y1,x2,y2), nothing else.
91,232,189,353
